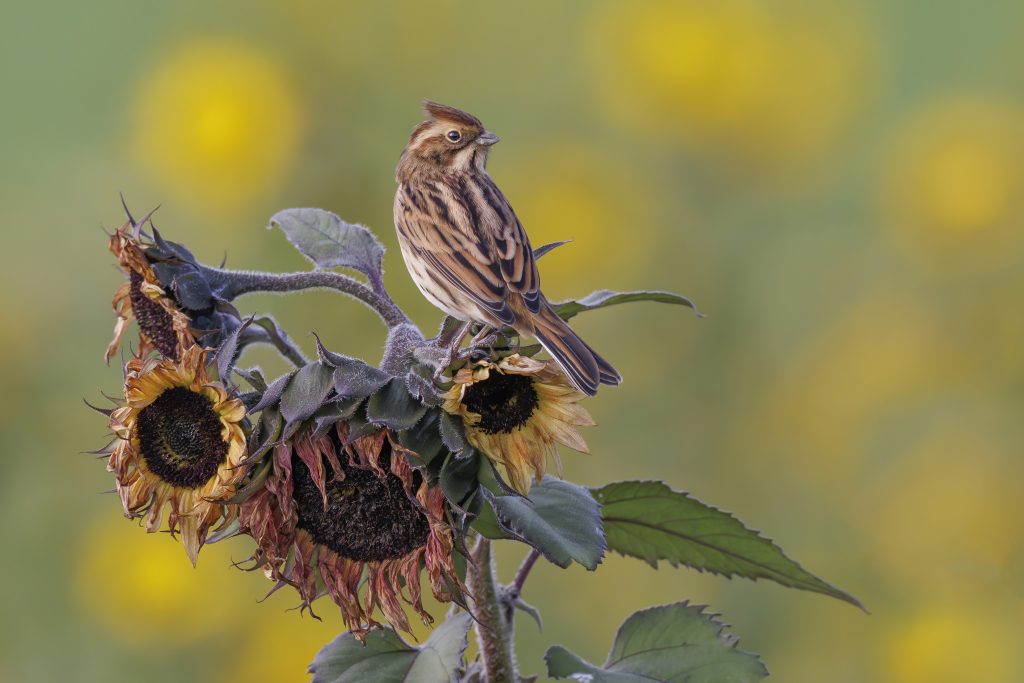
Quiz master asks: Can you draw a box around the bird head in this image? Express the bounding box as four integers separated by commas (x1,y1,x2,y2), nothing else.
396,101,499,181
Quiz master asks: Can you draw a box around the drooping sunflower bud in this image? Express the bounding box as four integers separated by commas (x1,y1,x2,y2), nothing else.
441,354,595,494
239,424,461,640
107,223,198,362
106,345,248,564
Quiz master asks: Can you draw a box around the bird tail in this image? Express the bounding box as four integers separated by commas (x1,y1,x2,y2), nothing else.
532,304,621,396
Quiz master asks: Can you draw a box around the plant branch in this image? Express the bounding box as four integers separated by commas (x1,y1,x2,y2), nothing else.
202,266,410,328
240,319,307,368
510,549,541,595
468,537,518,683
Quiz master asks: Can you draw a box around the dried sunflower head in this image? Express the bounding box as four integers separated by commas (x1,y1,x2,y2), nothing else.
106,222,199,362
442,353,595,494
239,423,461,640
106,345,248,564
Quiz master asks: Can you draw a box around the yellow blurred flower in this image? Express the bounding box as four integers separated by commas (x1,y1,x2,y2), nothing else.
501,144,656,298
75,515,245,646
132,39,303,209
884,605,1019,683
585,0,870,169
737,288,962,489
862,423,1020,594
882,98,1024,266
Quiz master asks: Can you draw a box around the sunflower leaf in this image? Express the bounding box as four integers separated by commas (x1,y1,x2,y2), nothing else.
213,316,254,385
269,208,385,287
249,370,296,414
367,378,429,431
438,412,471,456
312,397,364,438
309,612,472,683
533,239,570,260
440,451,480,508
279,362,335,430
484,475,605,570
397,409,445,465
593,480,864,610
545,602,767,682
551,289,702,321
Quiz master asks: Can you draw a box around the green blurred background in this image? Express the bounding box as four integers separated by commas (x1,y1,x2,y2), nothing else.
2,1,1022,681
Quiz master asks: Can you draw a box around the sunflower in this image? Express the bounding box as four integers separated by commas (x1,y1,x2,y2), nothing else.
107,345,248,565
239,424,461,640
442,354,595,494
106,222,197,362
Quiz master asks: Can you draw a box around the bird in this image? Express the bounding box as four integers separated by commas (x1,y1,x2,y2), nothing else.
393,101,621,396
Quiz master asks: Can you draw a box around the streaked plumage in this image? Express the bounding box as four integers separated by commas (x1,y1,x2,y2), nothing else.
393,101,620,395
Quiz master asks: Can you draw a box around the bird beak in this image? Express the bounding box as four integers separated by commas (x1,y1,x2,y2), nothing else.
476,131,500,146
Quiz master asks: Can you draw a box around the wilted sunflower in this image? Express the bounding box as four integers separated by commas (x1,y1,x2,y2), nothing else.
106,221,196,362
107,345,247,565
239,424,461,639
442,354,595,494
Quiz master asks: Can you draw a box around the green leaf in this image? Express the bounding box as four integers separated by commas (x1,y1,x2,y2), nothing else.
279,362,335,430
398,409,445,465
594,480,864,609
438,412,470,455
309,612,472,683
545,602,767,682
269,208,385,285
551,289,701,321
485,475,605,570
248,370,296,414
533,239,570,260
367,378,429,431
440,451,480,508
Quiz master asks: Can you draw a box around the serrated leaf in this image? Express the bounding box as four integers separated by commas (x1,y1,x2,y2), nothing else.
367,378,428,431
546,602,767,683
485,476,604,570
594,480,863,609
551,289,701,321
269,208,385,286
309,612,472,683
279,362,335,427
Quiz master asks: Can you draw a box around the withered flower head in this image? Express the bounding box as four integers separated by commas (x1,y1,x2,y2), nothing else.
442,354,595,494
239,424,461,640
107,345,248,565
106,222,198,362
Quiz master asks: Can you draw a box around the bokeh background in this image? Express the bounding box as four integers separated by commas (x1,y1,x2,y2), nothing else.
2,1,1022,681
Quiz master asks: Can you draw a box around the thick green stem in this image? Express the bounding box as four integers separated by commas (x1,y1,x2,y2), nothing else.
468,537,517,683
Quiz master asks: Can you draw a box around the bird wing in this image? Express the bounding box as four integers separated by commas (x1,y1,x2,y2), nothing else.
477,176,543,314
396,180,517,326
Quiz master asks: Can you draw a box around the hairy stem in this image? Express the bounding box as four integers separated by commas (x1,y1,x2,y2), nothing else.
240,321,307,368
511,549,541,595
468,537,517,683
202,266,410,329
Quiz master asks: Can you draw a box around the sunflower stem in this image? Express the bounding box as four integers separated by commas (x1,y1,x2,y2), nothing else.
511,548,541,595
468,537,518,683
201,266,411,329
240,319,307,367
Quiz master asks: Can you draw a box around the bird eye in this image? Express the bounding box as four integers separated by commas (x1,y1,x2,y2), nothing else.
446,130,462,142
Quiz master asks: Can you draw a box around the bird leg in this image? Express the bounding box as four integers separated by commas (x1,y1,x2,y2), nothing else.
459,326,500,361
434,320,472,381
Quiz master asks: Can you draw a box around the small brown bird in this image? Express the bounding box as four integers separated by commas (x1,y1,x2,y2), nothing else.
394,101,621,396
